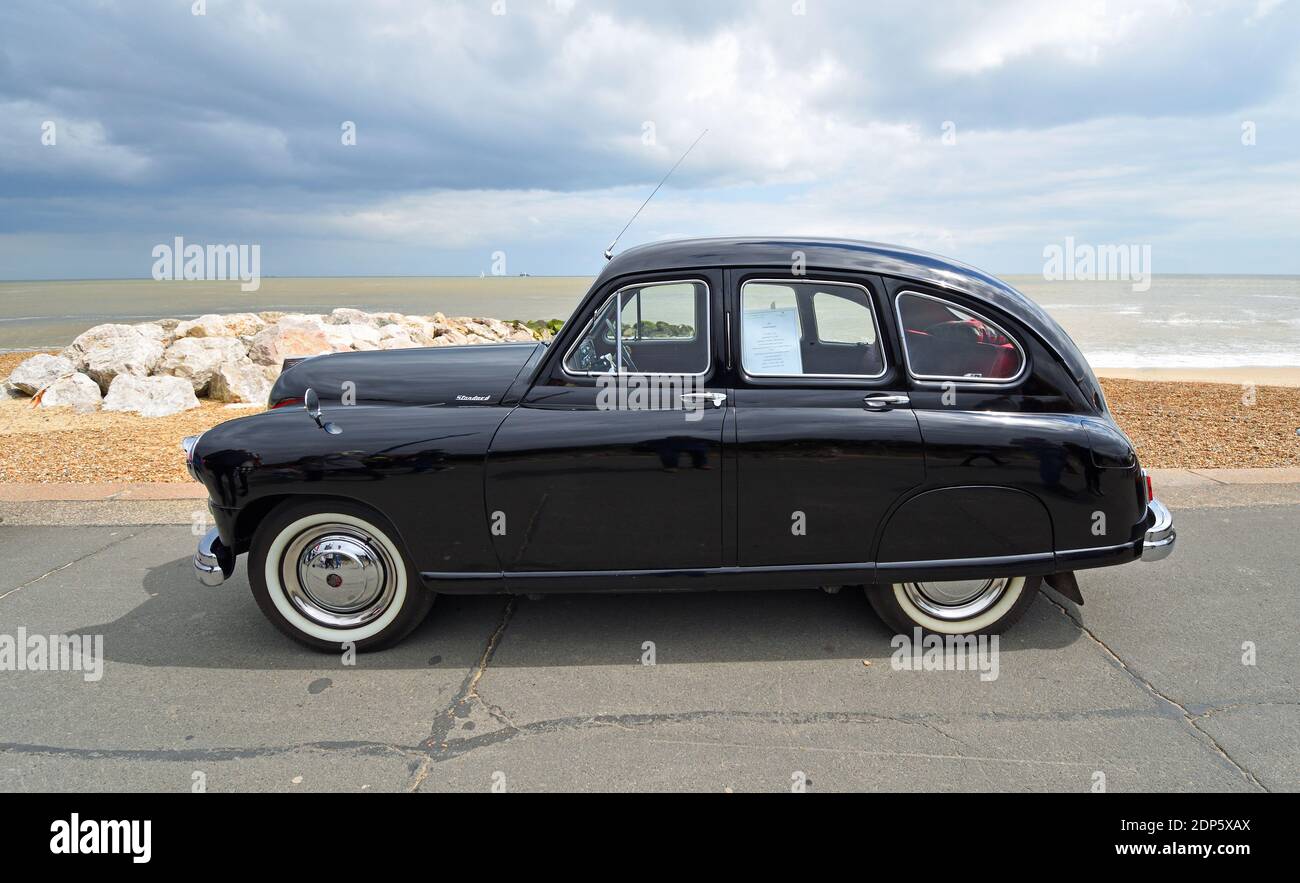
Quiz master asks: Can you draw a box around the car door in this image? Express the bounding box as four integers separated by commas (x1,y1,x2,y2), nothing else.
731,272,926,567
486,271,727,575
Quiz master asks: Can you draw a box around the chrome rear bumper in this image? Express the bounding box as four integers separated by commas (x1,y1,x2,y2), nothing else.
1141,499,1175,562
195,527,230,586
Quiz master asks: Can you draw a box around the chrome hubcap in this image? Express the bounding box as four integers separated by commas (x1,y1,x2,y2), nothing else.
901,578,1010,621
281,525,398,628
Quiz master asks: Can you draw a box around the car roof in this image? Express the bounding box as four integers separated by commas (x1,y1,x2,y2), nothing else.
597,236,1092,383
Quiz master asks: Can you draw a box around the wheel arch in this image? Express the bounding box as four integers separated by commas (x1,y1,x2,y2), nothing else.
230,492,417,561
875,485,1055,562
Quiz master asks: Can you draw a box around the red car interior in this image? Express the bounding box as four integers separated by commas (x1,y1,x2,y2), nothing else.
900,296,1021,380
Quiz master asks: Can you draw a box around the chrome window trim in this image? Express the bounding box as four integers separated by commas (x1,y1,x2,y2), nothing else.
894,289,1029,386
561,278,713,379
738,278,888,380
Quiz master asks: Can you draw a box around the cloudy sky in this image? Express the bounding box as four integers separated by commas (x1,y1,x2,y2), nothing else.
1,0,1298,279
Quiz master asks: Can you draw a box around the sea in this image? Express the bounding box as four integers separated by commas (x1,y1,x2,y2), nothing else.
1,274,1297,368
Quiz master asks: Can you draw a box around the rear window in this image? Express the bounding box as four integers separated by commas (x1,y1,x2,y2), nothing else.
897,292,1024,382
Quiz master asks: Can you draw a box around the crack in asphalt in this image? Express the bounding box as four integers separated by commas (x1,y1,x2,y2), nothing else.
418,597,516,753
621,735,1125,769
407,597,517,792
417,705,1165,766
0,526,152,602
15,699,1291,784
398,703,1208,778
0,708,1143,769
429,710,974,764
1189,700,1300,721
405,757,432,793
0,739,422,763
1043,595,1269,792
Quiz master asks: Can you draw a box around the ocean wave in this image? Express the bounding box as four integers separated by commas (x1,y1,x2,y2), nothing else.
1138,317,1252,326
1039,303,1145,311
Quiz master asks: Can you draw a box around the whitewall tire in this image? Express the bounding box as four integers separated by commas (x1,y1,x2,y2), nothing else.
866,576,1040,636
249,499,435,651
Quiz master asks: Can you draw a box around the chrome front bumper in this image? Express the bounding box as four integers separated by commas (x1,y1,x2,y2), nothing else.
195,527,229,587
1141,499,1176,562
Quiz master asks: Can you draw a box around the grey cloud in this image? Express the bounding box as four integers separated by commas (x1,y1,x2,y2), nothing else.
1,0,1298,276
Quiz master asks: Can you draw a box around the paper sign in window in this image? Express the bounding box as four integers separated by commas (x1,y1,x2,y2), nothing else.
743,307,803,375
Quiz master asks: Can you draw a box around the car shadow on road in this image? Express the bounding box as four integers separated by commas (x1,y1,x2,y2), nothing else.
71,555,1081,671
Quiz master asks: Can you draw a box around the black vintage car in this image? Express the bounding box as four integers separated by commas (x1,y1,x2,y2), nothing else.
185,237,1175,650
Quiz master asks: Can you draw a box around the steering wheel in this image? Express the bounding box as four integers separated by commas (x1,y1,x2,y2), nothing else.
925,320,982,343
618,342,639,374
597,313,639,373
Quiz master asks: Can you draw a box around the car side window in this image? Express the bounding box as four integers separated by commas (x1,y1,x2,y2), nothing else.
740,280,884,378
896,291,1025,382
812,290,877,345
602,283,698,343
563,280,709,376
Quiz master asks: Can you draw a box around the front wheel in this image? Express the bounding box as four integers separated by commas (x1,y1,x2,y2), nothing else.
248,499,435,651
866,576,1040,636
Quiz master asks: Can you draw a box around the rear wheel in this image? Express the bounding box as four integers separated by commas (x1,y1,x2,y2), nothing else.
248,500,435,651
866,576,1040,635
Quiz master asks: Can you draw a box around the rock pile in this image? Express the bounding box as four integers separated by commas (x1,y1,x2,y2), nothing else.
3,310,546,417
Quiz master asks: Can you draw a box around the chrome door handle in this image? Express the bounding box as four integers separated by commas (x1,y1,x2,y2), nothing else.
864,393,910,411
681,392,727,408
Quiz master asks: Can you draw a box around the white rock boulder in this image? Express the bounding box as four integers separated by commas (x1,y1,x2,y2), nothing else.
133,322,172,345
345,323,382,350
475,317,513,338
159,336,249,394
317,321,380,352
154,317,182,335
173,314,227,339
460,322,500,345
247,315,332,366
103,374,200,417
62,324,166,393
175,312,267,340
208,359,273,404
37,372,102,413
321,324,352,351
6,353,77,395
398,318,441,345
378,325,418,349
326,308,375,326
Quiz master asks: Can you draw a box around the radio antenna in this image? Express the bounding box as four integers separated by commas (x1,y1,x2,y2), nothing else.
604,128,708,261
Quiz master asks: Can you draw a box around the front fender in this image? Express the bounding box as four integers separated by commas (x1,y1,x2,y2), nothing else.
193,404,512,573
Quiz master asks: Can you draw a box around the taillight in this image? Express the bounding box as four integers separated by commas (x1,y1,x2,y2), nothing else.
270,396,303,410
1141,468,1154,503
